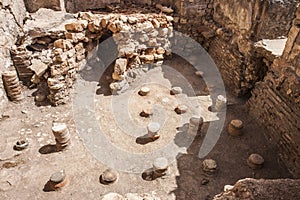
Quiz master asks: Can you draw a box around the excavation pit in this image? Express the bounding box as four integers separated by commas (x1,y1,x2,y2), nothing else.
0,1,299,200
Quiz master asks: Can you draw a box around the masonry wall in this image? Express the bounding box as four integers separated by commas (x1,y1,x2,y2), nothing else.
248,5,300,177
169,0,300,177
210,0,297,95
24,0,61,12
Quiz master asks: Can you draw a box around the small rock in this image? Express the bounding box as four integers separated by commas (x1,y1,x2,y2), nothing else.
156,47,165,55
29,59,48,77
128,17,138,24
202,159,217,175
224,185,234,192
201,178,209,185
140,108,153,118
151,19,160,29
195,71,204,77
175,104,188,114
35,93,46,102
119,15,128,23
112,58,128,81
139,54,155,63
65,22,84,32
170,87,182,95
14,139,29,151
156,4,174,13
53,39,73,51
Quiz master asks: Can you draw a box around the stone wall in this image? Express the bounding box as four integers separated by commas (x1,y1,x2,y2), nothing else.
0,0,26,116
207,0,298,96
24,0,62,12
13,9,173,105
159,0,297,96
65,0,121,13
248,5,300,177
22,0,297,96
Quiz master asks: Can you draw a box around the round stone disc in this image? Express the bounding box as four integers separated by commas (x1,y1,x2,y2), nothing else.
147,122,161,133
50,170,66,183
230,119,243,129
153,157,169,170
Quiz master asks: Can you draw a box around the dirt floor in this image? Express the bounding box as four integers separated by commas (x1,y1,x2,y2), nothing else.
0,56,292,200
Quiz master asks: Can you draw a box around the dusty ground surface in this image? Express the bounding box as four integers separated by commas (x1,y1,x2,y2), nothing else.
0,56,292,200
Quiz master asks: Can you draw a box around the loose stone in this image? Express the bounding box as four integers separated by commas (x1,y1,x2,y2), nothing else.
202,159,217,175
170,87,182,95
195,71,204,77
14,139,29,151
140,108,153,118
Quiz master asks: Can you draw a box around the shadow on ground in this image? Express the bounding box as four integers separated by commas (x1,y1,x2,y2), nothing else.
172,102,292,200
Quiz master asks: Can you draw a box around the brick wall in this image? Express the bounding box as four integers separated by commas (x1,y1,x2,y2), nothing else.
248,5,300,177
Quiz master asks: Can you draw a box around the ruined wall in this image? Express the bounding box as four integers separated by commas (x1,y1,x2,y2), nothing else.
24,0,62,12
248,5,300,177
0,0,26,116
167,0,297,96
23,0,297,96
65,0,171,13
13,9,173,105
168,0,300,177
208,0,297,95
65,0,120,13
